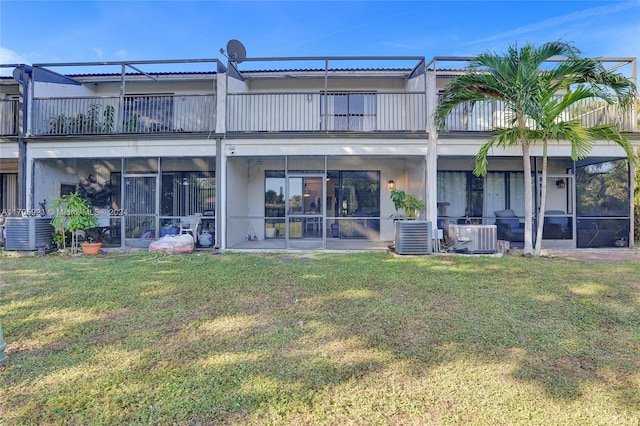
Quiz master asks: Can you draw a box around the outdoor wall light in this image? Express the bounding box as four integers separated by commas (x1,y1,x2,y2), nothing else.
388,180,395,190
555,179,565,189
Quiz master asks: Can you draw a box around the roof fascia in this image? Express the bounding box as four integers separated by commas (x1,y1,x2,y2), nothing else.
229,55,425,81
427,56,636,74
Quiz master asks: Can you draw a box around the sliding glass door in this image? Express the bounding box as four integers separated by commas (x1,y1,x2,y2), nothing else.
123,175,157,247
287,174,324,249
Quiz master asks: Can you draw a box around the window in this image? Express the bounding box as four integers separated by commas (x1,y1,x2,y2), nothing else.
264,171,286,217
322,93,376,131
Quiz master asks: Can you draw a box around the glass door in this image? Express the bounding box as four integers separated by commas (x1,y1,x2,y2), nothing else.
123,175,157,247
287,175,324,249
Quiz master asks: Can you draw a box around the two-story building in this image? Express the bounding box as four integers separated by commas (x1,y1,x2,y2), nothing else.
0,53,637,251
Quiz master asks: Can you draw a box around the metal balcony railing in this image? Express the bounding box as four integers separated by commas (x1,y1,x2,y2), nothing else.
0,99,19,136
442,97,635,132
31,94,216,135
227,92,426,132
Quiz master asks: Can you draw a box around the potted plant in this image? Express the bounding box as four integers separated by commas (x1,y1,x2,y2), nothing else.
50,192,99,254
390,189,426,218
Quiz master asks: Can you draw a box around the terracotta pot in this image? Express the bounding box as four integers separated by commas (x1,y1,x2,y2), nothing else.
82,242,102,255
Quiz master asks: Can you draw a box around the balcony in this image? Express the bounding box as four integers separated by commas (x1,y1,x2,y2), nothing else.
0,99,19,136
31,94,216,136
227,92,426,133
442,98,636,132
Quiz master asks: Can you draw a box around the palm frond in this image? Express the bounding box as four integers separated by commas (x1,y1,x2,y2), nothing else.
587,125,638,165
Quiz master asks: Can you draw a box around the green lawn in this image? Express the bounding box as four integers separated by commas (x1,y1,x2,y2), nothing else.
0,252,639,425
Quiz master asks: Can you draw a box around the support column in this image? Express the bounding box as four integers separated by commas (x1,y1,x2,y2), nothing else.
425,71,438,225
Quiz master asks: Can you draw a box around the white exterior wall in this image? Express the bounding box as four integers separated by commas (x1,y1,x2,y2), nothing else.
0,143,18,159
26,139,216,159
33,81,97,98
90,80,217,96
436,138,637,158
224,138,428,157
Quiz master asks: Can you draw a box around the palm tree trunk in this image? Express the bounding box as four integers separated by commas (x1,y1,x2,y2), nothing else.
522,141,534,255
534,141,549,256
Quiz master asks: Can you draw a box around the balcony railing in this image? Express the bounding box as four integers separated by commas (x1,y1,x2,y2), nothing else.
23,92,636,136
31,94,216,135
227,92,426,132
0,99,19,136
442,98,635,132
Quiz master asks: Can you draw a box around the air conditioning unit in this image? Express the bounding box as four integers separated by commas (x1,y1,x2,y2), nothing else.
5,216,54,251
447,224,497,254
395,220,432,255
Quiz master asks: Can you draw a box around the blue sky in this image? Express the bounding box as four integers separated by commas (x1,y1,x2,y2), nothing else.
1,1,639,75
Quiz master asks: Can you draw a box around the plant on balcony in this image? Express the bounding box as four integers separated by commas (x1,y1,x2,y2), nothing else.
390,189,425,218
49,104,115,134
123,112,140,133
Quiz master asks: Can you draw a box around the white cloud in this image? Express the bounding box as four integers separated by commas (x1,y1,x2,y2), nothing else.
0,47,30,76
465,2,639,46
0,46,29,65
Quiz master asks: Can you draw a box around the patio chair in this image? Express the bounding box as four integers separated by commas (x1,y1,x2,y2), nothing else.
180,215,201,244
494,209,525,242
543,210,571,239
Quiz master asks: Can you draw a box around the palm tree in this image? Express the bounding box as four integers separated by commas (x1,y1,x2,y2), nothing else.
433,41,637,256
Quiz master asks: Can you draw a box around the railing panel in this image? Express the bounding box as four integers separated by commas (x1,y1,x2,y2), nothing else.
32,94,216,135
442,97,633,132
228,92,426,132
228,93,320,132
376,93,425,131
0,100,19,136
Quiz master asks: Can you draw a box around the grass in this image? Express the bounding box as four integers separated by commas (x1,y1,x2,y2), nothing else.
0,251,639,425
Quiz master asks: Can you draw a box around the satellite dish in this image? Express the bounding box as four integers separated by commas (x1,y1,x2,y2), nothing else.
226,39,246,64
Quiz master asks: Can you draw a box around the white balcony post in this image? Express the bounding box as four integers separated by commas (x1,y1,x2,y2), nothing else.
425,71,439,225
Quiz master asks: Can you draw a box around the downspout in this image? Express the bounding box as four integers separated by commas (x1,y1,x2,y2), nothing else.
323,59,329,132
119,64,125,132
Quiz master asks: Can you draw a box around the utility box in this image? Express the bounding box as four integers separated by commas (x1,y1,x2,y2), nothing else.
5,216,54,251
395,220,432,255
447,224,497,254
